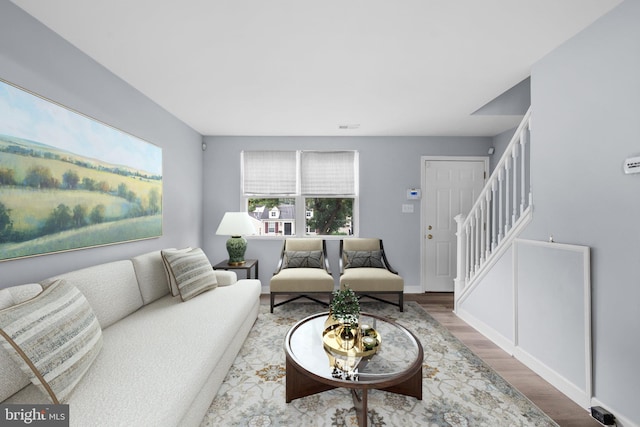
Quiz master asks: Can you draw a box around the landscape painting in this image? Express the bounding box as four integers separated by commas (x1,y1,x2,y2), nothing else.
0,79,162,261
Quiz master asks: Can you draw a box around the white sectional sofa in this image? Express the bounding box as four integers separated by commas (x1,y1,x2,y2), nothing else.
0,249,261,427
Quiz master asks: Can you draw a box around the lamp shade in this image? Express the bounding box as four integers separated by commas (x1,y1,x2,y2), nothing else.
215,212,256,237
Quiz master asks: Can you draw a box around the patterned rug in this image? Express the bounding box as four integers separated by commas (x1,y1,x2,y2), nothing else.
200,302,557,427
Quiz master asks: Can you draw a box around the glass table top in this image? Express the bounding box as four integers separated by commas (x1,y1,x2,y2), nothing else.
285,312,421,384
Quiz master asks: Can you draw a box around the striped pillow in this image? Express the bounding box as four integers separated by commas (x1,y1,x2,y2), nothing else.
161,247,192,296
0,280,103,403
163,248,218,301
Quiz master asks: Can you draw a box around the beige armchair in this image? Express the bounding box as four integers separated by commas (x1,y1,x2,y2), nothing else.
269,238,335,312
339,238,404,311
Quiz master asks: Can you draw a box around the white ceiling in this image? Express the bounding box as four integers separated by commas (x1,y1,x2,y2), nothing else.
12,0,621,137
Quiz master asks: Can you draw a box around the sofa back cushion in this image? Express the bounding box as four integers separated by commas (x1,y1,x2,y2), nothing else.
0,284,43,401
131,251,170,305
40,260,143,329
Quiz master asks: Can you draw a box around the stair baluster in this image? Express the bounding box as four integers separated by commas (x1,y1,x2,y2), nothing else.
454,107,533,303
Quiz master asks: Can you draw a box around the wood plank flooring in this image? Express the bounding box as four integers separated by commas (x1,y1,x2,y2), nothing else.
262,292,600,427
407,293,600,427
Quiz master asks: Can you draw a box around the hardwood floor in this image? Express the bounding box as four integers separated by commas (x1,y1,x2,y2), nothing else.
263,292,600,427
406,293,600,427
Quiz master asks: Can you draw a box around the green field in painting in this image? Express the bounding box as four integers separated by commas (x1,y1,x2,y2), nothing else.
0,215,162,261
0,187,140,231
0,151,162,205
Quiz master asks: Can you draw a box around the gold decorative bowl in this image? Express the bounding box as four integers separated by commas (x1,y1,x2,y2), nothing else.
322,324,381,357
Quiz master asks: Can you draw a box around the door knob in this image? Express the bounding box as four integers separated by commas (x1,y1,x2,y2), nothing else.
427,234,433,239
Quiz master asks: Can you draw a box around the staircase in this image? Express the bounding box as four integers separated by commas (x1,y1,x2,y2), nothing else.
454,107,533,309
451,108,595,410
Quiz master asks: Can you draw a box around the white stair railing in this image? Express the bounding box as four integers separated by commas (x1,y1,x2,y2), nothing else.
454,107,533,300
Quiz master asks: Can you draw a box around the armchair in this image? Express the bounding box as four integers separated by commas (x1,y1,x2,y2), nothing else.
339,238,404,311
269,238,335,312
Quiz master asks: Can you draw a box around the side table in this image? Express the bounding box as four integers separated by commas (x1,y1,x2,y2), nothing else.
212,259,259,280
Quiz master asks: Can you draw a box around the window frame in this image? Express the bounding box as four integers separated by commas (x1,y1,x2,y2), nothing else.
241,150,359,239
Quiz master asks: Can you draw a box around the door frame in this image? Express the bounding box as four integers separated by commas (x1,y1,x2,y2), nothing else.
420,156,489,292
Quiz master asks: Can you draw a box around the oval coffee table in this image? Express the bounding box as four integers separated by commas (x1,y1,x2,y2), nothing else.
284,312,423,427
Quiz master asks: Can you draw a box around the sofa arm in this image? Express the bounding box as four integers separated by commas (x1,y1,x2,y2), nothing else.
213,270,237,286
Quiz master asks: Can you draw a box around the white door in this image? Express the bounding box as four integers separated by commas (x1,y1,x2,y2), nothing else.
422,159,486,292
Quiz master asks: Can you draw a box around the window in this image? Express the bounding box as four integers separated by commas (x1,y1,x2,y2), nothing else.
242,151,358,237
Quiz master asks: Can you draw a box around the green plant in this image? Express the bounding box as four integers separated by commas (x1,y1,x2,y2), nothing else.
330,284,360,326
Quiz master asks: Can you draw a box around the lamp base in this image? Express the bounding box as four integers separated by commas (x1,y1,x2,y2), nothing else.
226,236,247,265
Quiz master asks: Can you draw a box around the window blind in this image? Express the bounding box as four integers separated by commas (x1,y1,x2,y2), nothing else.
301,151,357,195
242,151,297,195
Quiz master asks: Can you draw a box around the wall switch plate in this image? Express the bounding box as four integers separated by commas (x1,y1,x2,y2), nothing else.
402,204,414,213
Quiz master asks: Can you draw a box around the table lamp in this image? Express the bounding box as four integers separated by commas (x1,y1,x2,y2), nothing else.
215,212,256,265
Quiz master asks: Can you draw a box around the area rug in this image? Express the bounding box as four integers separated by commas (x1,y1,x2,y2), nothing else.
200,302,557,427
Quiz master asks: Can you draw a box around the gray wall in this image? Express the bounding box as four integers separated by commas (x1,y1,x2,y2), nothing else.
473,77,530,116
525,0,640,423
490,126,516,173
202,135,492,291
0,3,203,288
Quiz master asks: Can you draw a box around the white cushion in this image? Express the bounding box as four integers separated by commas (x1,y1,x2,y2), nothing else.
213,270,238,286
131,250,170,304
270,268,335,293
340,268,404,292
41,260,143,329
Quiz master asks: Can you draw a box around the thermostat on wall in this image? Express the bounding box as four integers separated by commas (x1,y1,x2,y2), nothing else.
624,156,640,174
407,188,421,200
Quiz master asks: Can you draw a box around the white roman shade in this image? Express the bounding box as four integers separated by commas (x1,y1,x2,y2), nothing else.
242,151,297,195
301,151,357,196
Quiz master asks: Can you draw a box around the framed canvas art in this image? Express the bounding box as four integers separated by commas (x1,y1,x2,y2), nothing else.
0,79,162,261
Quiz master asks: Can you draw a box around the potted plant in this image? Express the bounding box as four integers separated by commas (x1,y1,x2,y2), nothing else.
329,284,360,349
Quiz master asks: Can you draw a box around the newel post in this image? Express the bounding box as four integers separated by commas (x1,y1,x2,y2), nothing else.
454,213,467,309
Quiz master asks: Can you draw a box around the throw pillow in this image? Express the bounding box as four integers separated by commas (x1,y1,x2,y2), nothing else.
161,247,192,296
163,248,218,301
0,280,103,404
285,250,323,268
344,250,385,268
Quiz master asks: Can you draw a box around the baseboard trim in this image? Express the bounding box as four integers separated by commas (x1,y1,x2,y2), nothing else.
458,305,593,410
455,307,515,355
513,346,590,409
